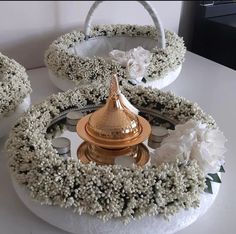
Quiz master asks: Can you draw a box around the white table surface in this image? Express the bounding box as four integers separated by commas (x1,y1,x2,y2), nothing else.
1,51,236,234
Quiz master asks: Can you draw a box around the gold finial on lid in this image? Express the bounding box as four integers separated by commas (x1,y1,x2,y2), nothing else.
109,74,120,97
76,74,151,166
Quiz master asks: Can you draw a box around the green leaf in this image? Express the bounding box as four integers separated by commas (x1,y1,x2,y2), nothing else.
219,165,225,173
204,178,213,194
208,173,221,183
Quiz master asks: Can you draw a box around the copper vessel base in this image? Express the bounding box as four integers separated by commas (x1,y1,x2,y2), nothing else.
77,142,150,166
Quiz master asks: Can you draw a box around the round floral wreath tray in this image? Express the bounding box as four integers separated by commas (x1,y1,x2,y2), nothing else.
45,1,185,91
6,83,225,234
0,52,31,138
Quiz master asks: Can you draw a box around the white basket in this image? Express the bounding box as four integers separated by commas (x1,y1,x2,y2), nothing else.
45,1,186,91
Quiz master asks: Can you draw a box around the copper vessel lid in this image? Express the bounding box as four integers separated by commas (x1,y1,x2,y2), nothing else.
76,75,151,148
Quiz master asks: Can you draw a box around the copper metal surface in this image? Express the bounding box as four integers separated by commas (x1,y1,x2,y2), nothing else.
77,114,151,148
77,142,150,166
76,75,151,166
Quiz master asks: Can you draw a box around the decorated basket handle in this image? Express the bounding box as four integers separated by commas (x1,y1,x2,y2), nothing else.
84,1,166,49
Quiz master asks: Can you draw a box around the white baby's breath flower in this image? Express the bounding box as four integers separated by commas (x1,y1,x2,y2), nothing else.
6,84,218,223
45,25,186,85
0,53,31,116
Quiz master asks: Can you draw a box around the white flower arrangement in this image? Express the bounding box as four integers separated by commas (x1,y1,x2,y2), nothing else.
155,120,227,175
0,53,32,116
45,25,186,85
6,82,220,223
110,46,151,83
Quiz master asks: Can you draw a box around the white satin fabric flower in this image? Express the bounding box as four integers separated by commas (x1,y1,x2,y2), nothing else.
109,46,151,83
109,50,127,67
155,120,227,175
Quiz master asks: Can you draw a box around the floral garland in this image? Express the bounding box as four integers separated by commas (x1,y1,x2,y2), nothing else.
0,53,32,116
6,83,219,223
45,25,186,85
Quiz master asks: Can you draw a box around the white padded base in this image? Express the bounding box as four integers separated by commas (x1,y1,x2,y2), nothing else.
48,65,181,92
12,176,220,234
139,65,181,89
0,95,31,138
48,70,75,91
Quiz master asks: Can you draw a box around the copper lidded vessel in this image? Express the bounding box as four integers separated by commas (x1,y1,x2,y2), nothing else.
76,75,151,166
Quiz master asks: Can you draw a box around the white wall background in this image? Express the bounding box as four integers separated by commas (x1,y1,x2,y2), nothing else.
0,1,182,69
